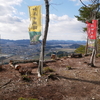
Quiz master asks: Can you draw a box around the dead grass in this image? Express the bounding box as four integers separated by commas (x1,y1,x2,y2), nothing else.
0,56,100,100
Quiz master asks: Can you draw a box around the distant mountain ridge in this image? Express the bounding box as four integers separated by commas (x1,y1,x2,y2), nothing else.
0,39,86,45
0,39,86,61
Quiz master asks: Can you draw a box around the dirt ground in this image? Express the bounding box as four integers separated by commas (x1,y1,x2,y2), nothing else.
0,56,100,100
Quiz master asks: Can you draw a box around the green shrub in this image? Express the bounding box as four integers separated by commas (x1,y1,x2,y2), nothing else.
66,66,72,70
43,67,54,74
97,53,100,57
74,45,85,54
21,75,31,82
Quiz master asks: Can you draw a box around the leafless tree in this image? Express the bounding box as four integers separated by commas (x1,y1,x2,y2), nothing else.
38,0,50,77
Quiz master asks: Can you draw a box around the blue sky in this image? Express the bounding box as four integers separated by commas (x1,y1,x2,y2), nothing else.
0,0,88,41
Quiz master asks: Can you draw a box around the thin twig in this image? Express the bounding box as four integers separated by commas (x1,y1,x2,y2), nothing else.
0,79,12,88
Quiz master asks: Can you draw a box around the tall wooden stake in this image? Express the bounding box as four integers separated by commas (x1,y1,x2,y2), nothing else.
89,20,97,67
38,0,49,77
90,48,96,67
85,37,88,55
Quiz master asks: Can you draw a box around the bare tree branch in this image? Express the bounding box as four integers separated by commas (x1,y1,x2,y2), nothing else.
38,0,50,77
80,0,87,7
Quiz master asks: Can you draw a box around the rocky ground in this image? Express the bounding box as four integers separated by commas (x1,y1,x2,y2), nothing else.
0,56,100,100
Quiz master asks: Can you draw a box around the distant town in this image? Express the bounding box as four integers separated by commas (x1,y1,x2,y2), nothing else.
0,39,86,64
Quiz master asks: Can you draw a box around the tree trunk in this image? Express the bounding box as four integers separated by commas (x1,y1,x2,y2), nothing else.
90,48,96,67
85,37,88,55
38,0,49,77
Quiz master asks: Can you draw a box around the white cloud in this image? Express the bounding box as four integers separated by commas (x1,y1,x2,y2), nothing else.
0,14,22,23
0,0,86,41
0,12,86,41
0,4,16,16
19,12,25,15
0,19,29,40
0,0,29,40
45,14,86,41
0,0,23,17
0,0,22,6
